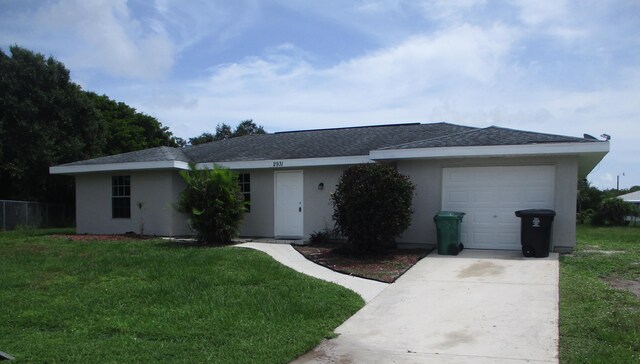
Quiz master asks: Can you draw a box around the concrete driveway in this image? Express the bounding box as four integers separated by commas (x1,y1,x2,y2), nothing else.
293,250,559,363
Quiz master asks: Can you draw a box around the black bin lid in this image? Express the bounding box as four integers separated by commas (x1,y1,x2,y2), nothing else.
515,209,556,217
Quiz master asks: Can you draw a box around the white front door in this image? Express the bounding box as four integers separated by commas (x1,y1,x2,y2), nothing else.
275,171,303,238
442,165,555,250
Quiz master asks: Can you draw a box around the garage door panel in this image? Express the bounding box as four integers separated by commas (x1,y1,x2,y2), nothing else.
447,191,469,204
524,190,554,204
442,165,555,250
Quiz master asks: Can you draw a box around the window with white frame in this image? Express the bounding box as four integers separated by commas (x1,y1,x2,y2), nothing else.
112,175,131,218
238,173,250,212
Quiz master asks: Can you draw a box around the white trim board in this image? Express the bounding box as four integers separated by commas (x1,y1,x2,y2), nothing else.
200,155,372,170
50,161,191,175
370,142,609,160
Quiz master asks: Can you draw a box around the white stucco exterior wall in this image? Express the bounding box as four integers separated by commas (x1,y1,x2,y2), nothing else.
302,166,347,237
236,166,348,239
75,170,189,236
237,169,275,237
397,155,579,251
73,156,579,251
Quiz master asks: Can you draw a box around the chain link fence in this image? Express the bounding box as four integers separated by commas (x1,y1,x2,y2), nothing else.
0,200,74,230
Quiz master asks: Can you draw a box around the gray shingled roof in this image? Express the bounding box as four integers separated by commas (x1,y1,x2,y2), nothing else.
379,126,592,150
61,146,191,166
57,122,599,167
183,122,475,162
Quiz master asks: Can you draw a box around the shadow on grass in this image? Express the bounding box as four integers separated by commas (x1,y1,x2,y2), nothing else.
155,238,237,250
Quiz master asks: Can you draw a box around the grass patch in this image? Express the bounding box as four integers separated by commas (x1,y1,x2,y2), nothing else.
0,230,363,363
560,225,640,363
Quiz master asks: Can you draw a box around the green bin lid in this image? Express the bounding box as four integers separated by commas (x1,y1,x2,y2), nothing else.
434,211,466,220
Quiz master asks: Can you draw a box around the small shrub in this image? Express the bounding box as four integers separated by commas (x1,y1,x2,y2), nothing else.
308,227,341,245
331,163,415,253
176,164,246,244
577,208,595,225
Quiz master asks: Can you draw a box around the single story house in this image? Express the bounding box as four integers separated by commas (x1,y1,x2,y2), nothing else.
50,122,609,252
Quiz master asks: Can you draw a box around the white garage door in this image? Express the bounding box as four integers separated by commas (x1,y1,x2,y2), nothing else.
442,165,555,250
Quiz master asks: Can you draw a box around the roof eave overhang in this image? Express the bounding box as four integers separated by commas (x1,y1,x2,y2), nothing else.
199,155,372,170
49,156,373,174
49,161,191,175
370,142,610,177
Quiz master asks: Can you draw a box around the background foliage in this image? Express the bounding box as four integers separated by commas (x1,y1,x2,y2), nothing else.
188,120,265,145
578,178,639,226
331,163,415,253
1,45,265,206
0,45,181,203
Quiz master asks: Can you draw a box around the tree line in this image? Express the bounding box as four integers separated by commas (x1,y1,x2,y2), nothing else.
0,45,264,204
578,178,640,226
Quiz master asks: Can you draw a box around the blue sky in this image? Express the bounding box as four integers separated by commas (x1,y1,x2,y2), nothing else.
1,0,638,189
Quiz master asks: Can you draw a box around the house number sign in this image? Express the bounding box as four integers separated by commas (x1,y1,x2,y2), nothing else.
273,161,284,167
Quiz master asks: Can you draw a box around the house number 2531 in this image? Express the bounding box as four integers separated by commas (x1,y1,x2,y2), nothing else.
273,161,284,167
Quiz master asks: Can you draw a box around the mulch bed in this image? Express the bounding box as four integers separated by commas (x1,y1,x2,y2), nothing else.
293,243,432,283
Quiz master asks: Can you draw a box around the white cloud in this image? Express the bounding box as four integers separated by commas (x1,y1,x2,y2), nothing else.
0,0,262,80
514,0,568,26
3,0,636,188
138,23,519,135
28,0,174,80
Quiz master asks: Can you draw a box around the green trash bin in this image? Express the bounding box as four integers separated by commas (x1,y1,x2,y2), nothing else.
433,211,465,255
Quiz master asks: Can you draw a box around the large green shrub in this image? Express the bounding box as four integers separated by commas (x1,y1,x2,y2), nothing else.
331,163,415,253
177,164,246,244
591,198,639,226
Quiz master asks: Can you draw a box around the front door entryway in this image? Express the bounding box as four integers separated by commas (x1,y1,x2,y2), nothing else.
274,171,303,238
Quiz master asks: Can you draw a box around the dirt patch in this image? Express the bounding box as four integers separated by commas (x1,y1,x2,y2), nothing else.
51,233,147,241
583,249,625,255
293,243,431,283
606,278,640,298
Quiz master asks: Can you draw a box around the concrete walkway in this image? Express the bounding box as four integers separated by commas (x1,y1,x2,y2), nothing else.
293,249,560,363
234,242,388,302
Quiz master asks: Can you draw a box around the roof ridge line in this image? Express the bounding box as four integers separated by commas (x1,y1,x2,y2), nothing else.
273,122,425,134
378,125,485,150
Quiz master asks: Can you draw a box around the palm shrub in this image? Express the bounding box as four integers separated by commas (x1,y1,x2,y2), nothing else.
331,163,415,253
177,163,246,244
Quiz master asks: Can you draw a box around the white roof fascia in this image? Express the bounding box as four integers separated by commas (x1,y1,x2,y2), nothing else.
617,191,640,203
198,155,372,170
370,142,610,160
49,161,191,175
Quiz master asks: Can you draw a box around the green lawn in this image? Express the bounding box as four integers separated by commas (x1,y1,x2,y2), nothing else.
0,229,364,363
560,225,640,363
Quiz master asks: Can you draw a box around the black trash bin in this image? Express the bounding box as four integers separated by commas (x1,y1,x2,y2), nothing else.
514,209,556,258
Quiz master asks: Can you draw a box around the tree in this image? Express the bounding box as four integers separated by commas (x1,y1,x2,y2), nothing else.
577,178,603,213
0,45,185,204
86,92,182,154
331,163,415,253
189,120,266,145
0,45,104,202
176,164,246,244
215,123,233,140
188,132,215,145
234,119,265,137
